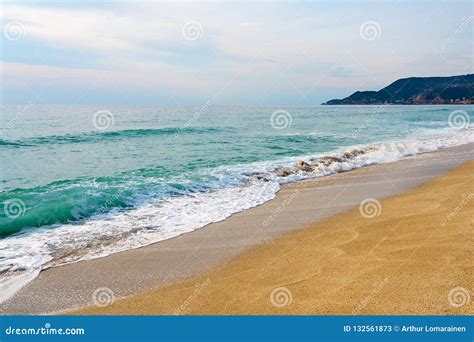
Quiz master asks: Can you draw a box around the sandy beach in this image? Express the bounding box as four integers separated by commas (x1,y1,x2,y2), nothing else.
3,5,474,342
75,157,474,315
1,143,473,315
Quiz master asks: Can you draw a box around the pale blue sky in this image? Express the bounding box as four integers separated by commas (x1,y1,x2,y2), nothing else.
0,1,472,105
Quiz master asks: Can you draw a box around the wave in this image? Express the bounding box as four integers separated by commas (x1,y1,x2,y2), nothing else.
0,127,224,147
0,126,473,302
0,179,280,303
0,166,231,239
0,140,25,147
254,126,474,183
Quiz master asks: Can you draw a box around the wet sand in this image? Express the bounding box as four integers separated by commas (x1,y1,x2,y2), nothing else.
76,159,473,315
1,143,473,314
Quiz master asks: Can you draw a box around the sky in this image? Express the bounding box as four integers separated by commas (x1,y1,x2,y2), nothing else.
0,0,472,105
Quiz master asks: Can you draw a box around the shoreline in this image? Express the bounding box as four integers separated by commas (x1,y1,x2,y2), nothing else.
75,159,474,315
1,142,473,315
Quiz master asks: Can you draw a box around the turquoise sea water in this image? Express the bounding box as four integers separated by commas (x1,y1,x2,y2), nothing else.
0,104,473,299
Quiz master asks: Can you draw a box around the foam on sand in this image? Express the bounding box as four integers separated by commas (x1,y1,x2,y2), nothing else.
0,126,472,303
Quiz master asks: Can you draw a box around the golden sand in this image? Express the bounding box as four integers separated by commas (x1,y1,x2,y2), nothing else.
74,161,473,315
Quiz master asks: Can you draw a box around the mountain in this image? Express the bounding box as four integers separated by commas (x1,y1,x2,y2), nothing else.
323,74,474,105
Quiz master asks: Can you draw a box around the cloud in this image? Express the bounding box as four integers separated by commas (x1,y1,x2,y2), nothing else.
1,1,472,104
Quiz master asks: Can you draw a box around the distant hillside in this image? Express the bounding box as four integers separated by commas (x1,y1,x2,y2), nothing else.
323,74,474,105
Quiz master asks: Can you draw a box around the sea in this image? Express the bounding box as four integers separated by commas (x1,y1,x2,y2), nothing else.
0,104,473,301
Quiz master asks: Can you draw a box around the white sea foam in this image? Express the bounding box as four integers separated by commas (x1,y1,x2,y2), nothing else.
0,126,473,302
257,126,474,184
0,180,280,303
